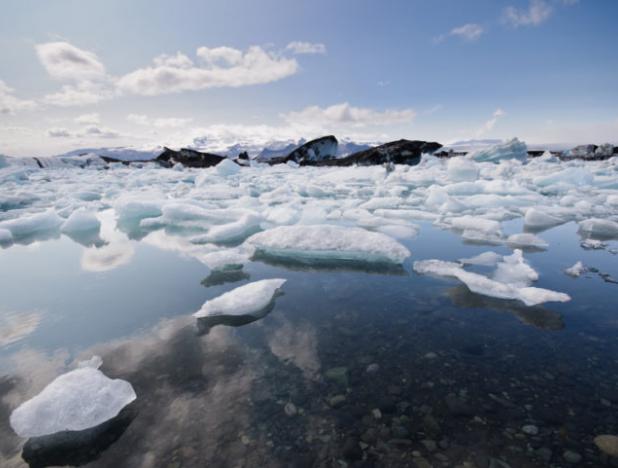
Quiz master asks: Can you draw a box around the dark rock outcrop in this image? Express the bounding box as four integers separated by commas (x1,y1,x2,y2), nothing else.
277,135,338,165
156,147,226,168
310,139,442,167
562,143,615,161
235,151,250,166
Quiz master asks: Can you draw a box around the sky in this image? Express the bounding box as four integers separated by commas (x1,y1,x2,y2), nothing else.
1,0,617,156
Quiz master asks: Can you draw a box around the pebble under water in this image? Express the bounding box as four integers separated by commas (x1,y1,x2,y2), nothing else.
0,215,617,468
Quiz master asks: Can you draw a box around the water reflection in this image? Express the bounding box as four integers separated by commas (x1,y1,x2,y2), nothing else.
0,311,41,348
448,285,564,330
201,269,250,287
80,211,134,272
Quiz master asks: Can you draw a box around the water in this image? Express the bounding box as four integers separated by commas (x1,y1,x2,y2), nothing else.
1,217,617,467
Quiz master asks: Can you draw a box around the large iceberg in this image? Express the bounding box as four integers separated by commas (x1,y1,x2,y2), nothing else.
468,138,527,162
413,250,570,306
246,225,411,264
10,362,136,438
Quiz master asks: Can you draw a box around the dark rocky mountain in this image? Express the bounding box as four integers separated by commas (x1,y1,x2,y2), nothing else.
156,147,227,168
308,139,443,167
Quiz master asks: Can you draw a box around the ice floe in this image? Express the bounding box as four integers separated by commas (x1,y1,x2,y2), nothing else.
10,363,136,438
193,278,286,319
60,209,101,235
246,225,411,264
565,261,585,277
414,250,570,306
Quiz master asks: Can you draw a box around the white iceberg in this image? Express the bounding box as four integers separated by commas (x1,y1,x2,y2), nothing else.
459,251,502,266
414,250,570,306
447,157,479,182
565,261,585,277
202,214,262,243
506,233,549,249
0,210,63,240
193,278,286,318
468,138,527,162
61,209,101,235
246,224,411,264
10,365,136,438
524,208,565,231
579,218,618,239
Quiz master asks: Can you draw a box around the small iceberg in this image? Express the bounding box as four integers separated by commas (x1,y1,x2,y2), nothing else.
194,279,286,329
414,250,570,306
245,225,411,264
10,359,136,438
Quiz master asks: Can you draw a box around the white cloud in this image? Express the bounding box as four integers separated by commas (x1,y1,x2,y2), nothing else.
127,114,193,128
47,124,120,139
75,113,100,125
450,23,484,41
35,42,106,81
117,45,299,96
0,80,37,114
504,0,553,27
82,125,120,138
47,128,72,138
43,82,113,107
476,108,506,136
434,23,484,44
283,102,416,128
285,42,327,55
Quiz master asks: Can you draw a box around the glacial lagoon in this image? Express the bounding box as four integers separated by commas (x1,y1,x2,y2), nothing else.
1,155,618,467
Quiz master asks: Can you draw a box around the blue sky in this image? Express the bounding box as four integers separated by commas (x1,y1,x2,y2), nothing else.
1,0,617,156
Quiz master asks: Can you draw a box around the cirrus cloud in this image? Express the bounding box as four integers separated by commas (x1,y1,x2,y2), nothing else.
285,41,327,55
503,0,553,27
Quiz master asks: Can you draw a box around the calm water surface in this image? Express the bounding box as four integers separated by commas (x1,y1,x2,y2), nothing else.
1,217,617,468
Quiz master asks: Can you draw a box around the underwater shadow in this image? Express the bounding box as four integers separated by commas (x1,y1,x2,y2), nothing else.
201,269,250,287
196,301,277,335
447,285,564,331
21,404,136,468
252,251,407,275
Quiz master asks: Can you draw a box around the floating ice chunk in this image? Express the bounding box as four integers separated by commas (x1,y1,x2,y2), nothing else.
376,224,419,239
246,224,411,264
215,158,241,176
533,167,593,189
448,215,502,235
374,209,439,221
524,208,565,231
579,218,618,240
447,157,479,182
414,249,570,306
565,261,585,277
114,199,162,223
506,233,549,250
493,250,538,286
0,228,13,245
0,210,63,240
10,367,136,438
61,209,101,235
461,229,503,245
202,214,262,243
193,279,286,318
459,251,502,266
197,246,255,271
468,138,527,162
